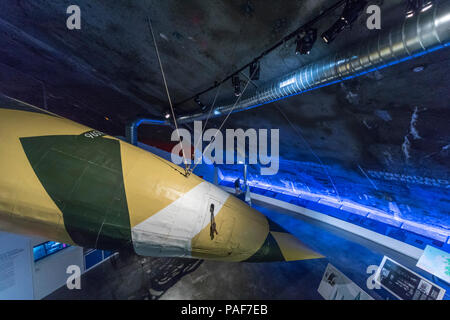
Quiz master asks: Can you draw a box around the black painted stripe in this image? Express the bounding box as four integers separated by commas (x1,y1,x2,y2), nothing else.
20,134,132,250
243,232,285,262
267,218,288,233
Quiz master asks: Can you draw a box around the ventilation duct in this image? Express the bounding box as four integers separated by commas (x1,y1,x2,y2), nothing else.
177,0,450,124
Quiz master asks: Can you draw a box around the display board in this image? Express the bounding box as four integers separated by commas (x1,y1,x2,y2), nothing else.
318,263,373,300
0,232,34,299
416,245,450,284
375,256,446,300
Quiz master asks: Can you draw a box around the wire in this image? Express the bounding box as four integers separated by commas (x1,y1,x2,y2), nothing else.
0,61,47,110
189,66,259,174
187,21,247,175
174,0,347,108
187,83,223,173
202,84,223,135
274,104,341,200
147,16,189,175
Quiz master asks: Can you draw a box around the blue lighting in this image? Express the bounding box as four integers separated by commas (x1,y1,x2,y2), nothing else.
233,43,449,114
135,118,166,127
217,158,450,251
33,241,70,262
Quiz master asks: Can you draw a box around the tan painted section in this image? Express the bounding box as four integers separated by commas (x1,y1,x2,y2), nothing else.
0,106,323,263
119,141,203,228
0,109,93,244
191,195,269,261
0,107,203,245
271,231,323,261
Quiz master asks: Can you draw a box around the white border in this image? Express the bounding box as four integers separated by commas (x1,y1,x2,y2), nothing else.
374,256,446,300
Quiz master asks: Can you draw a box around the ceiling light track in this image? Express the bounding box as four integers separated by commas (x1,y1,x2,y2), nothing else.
174,0,349,108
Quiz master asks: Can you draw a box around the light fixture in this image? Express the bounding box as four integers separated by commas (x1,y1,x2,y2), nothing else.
249,61,260,80
164,111,171,119
406,0,418,18
321,18,346,44
421,1,433,12
295,28,317,55
232,75,241,97
321,0,367,44
406,0,433,18
214,109,221,116
194,96,208,111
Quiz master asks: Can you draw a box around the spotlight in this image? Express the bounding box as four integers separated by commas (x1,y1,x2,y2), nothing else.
406,0,433,18
421,1,433,12
164,111,171,119
321,0,367,44
406,0,419,18
321,19,346,44
249,61,260,80
194,96,208,111
295,28,317,55
232,75,241,97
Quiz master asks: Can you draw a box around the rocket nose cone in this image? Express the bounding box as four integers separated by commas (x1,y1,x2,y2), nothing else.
244,218,323,262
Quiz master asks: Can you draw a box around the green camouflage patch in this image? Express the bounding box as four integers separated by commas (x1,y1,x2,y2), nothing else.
20,134,132,250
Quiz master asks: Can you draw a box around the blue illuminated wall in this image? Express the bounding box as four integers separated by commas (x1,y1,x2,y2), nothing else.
217,158,450,253
33,241,70,262
135,141,450,253
84,249,114,270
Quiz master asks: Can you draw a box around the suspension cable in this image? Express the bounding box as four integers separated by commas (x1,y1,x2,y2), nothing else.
186,21,247,176
187,83,223,173
189,66,259,174
274,104,341,200
147,16,189,175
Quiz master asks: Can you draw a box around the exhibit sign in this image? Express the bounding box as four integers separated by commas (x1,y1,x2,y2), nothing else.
374,256,446,300
0,232,34,299
318,263,374,300
416,245,450,284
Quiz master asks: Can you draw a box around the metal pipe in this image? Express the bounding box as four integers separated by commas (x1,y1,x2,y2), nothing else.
177,0,450,124
125,118,169,145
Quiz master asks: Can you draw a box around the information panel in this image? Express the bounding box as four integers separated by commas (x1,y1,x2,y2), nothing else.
0,232,34,299
416,245,450,284
318,263,373,300
375,256,445,300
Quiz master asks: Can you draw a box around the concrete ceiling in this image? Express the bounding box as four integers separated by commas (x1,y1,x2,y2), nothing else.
0,0,449,231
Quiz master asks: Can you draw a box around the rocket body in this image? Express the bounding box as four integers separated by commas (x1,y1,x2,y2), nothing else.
0,96,321,262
